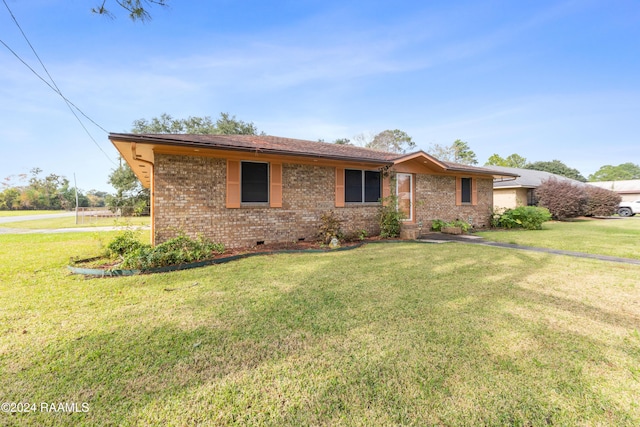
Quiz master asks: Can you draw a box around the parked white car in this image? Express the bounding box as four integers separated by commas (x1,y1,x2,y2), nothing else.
618,200,640,217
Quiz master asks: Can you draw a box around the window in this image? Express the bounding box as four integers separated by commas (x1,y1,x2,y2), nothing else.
527,188,538,206
241,162,269,203
345,169,381,203
461,177,472,204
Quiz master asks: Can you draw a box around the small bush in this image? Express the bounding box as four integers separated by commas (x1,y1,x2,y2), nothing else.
431,219,471,232
584,186,621,216
106,232,225,270
342,229,368,242
317,211,343,244
378,198,403,238
535,178,587,219
495,206,552,230
106,229,144,258
431,219,447,232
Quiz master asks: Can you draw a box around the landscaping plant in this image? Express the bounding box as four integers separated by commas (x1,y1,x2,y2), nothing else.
377,197,403,238
535,178,587,219
584,185,621,216
105,230,225,270
492,206,552,230
317,210,344,244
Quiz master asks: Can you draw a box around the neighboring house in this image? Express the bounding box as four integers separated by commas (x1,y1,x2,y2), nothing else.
110,133,517,248
490,166,588,210
588,180,640,202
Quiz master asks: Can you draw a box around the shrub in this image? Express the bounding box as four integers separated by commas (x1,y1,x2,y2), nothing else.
105,229,145,258
535,178,587,220
106,232,225,270
495,206,552,230
342,229,368,242
378,197,403,238
431,219,447,232
584,186,621,216
431,219,471,232
317,211,343,244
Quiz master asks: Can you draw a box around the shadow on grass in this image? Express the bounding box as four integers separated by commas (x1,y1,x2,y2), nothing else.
4,243,640,426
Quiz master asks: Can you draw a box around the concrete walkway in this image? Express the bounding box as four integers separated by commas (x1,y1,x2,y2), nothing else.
419,233,640,265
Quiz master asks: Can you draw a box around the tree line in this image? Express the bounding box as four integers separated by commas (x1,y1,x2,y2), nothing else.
0,168,108,211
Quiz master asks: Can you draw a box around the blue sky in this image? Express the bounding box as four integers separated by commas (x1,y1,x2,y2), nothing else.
1,0,639,192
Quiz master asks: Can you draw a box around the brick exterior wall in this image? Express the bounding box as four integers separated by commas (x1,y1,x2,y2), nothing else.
154,154,380,248
412,173,493,230
153,154,494,248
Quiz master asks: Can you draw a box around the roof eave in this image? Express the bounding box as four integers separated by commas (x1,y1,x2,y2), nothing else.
109,133,394,166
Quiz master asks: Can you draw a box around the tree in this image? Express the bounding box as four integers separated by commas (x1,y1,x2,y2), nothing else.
131,112,260,135
525,160,586,182
215,112,261,135
92,0,168,22
588,163,640,181
364,129,416,154
0,188,20,210
485,153,528,168
333,138,352,145
115,112,259,215
107,162,149,216
429,139,478,165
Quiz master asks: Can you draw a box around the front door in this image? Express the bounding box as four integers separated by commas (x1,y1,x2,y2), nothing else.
396,173,413,221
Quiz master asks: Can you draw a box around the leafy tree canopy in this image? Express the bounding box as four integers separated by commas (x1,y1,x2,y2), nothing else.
115,112,260,214
333,138,352,145
429,139,478,165
485,153,528,168
92,0,168,22
525,160,586,182
131,112,261,135
107,162,149,216
588,163,640,181
364,129,416,154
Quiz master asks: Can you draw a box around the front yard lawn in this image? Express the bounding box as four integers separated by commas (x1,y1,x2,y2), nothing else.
1,231,639,426
476,216,640,260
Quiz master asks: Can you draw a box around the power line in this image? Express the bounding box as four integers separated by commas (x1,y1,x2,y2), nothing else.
1,0,116,165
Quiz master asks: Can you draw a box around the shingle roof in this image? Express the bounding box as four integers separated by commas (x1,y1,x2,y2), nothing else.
109,133,518,178
588,180,640,194
109,133,400,164
490,166,587,188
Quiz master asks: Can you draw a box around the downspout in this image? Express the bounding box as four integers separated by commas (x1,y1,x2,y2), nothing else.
131,143,156,245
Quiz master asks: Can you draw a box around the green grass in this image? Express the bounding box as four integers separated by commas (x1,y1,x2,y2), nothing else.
477,217,640,260
1,231,639,426
0,210,65,217
2,216,150,229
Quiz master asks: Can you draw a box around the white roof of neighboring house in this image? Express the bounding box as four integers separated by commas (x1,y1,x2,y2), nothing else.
491,166,587,189
588,180,640,194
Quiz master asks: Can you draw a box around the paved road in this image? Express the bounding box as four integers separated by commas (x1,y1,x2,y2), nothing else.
0,212,75,224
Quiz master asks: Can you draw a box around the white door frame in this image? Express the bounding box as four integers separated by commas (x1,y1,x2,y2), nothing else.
396,173,413,222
